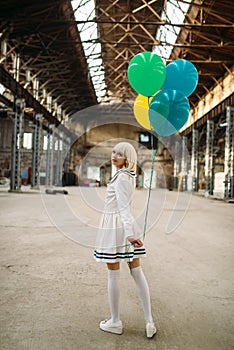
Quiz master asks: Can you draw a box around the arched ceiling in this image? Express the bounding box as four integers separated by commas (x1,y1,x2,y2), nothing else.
0,0,233,125
94,0,234,108
0,0,97,120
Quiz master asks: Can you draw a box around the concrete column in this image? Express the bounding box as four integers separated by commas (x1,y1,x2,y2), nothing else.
181,136,188,191
55,133,63,186
173,141,181,189
45,125,54,187
205,120,214,196
10,98,24,192
191,129,199,191
224,106,234,198
63,138,71,174
31,114,42,189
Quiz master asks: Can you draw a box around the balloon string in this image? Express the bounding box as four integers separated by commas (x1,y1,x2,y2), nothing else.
126,134,159,262
142,133,160,241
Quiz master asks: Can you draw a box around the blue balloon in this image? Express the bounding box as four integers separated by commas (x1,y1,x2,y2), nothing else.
162,59,198,97
148,89,190,136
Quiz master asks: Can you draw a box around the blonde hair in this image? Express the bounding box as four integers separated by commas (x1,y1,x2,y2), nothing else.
113,142,137,173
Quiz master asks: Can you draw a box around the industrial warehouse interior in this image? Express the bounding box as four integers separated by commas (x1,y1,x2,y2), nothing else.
0,1,233,349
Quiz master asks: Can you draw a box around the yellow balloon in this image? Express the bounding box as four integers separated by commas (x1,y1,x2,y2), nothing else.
133,95,153,130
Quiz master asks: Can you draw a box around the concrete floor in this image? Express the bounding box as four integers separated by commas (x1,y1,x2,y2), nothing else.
0,186,233,350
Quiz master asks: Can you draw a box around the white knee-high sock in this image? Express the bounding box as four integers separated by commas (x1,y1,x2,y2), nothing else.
130,266,153,324
108,269,120,323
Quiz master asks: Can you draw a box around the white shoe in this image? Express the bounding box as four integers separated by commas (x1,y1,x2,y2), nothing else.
99,319,123,335
146,322,157,338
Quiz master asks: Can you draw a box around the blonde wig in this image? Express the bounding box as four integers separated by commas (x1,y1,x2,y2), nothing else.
113,142,137,173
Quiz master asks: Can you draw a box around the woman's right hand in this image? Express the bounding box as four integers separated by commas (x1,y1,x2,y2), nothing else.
127,236,143,247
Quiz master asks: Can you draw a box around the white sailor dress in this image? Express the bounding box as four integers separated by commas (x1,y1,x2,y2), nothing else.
94,169,146,262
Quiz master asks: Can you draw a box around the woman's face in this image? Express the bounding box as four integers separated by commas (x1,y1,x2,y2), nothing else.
111,148,126,170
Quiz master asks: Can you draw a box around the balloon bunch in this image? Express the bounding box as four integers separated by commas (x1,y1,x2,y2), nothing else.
128,52,198,137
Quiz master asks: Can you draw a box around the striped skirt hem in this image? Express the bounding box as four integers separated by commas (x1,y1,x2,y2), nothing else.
94,247,146,262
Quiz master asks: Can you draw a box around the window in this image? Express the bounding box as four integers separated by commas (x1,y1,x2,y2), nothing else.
140,134,149,142
23,133,32,149
87,166,100,181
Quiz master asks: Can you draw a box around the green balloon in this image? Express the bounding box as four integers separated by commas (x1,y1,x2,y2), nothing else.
128,52,166,97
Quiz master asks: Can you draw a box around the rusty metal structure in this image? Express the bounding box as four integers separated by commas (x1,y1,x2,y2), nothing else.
0,0,233,116
0,0,97,122
0,0,233,196
94,0,234,106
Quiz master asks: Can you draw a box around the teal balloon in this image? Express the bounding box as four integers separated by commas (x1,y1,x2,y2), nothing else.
128,52,166,97
162,59,198,97
149,89,190,136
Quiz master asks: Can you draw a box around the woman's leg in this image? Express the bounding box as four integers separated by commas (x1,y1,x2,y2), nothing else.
99,262,122,334
107,262,120,323
128,259,154,326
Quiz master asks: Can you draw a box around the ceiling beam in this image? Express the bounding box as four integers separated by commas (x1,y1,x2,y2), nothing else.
76,20,234,28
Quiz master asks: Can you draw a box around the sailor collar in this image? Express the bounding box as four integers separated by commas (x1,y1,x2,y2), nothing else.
108,169,136,184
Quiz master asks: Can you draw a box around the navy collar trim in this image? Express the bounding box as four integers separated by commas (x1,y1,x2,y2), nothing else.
108,169,136,184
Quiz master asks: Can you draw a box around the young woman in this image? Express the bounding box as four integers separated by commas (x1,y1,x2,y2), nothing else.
94,142,156,338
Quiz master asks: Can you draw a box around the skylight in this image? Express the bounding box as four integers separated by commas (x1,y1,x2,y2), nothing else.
71,0,192,103
0,83,4,95
71,0,106,103
153,0,192,61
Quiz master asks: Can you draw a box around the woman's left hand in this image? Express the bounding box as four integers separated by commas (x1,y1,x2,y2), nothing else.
127,236,143,247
